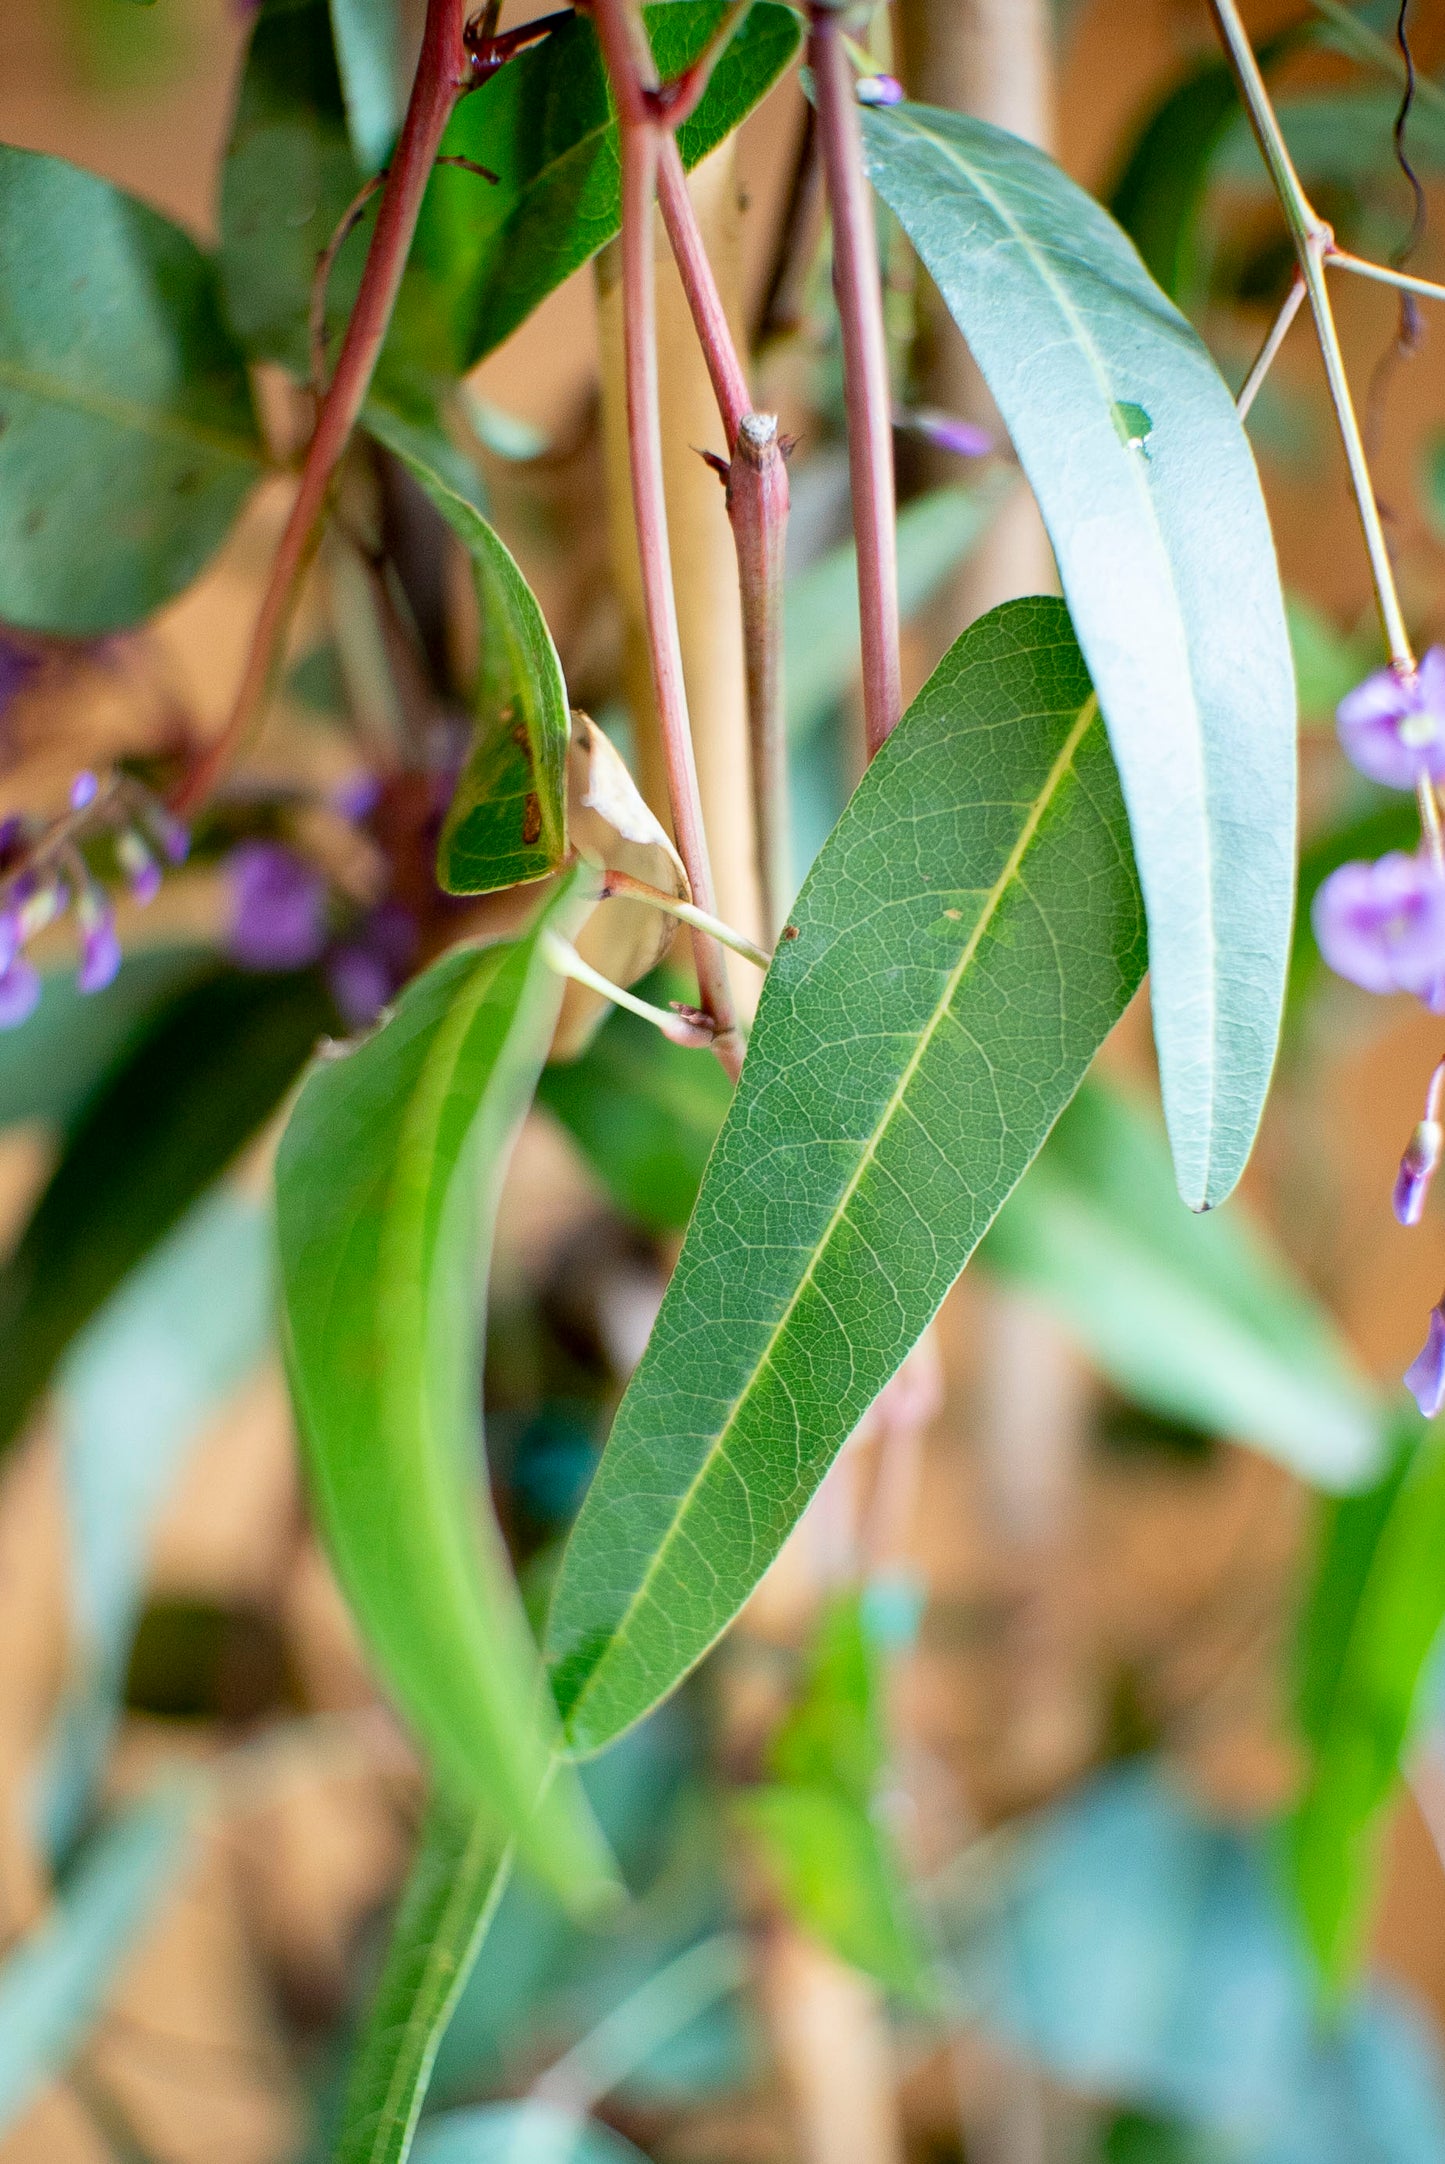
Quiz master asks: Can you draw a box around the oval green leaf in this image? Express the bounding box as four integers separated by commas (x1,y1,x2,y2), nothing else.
861,101,1296,1211
276,893,612,1906
365,414,572,897
545,599,1147,1754
0,146,261,634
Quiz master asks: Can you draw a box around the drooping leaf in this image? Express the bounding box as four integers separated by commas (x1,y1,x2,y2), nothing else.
338,1800,512,2164
330,0,402,172
862,102,1296,1211
369,420,571,897
546,599,1146,1753
979,1080,1384,1490
1214,90,1445,195
0,946,213,1134
0,1782,201,2137
1291,1415,1445,1994
785,479,1007,753
220,0,799,387
738,1596,929,1999
0,146,262,634
38,1193,273,1863
276,888,613,1905
538,982,732,1235
0,967,334,1457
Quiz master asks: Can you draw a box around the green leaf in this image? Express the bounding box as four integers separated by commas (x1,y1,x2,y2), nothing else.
1422,427,1445,547
221,0,800,386
546,598,1146,1753
785,479,1006,753
739,1597,929,1998
415,2105,648,2164
0,967,334,1458
1105,55,1242,302
1286,594,1379,727
409,1,803,374
330,0,402,172
0,1782,200,2137
338,1800,512,2164
862,102,1296,1211
367,417,571,897
978,1080,1384,1490
537,983,732,1234
0,145,261,634
0,946,213,1133
1291,1415,1445,1993
276,889,613,1905
38,1193,273,1863
1214,90,1445,194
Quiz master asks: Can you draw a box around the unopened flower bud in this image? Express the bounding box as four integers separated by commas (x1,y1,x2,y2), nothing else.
69,770,99,812
1395,1119,1444,1226
117,829,161,905
896,406,993,460
17,874,66,943
76,882,120,994
0,957,39,1031
664,1002,717,1050
856,73,904,106
1406,1302,1445,1418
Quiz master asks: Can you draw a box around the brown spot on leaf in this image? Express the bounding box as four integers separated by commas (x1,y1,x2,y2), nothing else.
522,792,542,845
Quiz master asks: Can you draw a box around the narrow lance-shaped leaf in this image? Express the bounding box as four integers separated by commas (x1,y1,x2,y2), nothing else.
0,145,262,634
546,599,1147,1753
329,0,402,172
367,419,571,898
337,1800,512,2164
862,102,1296,1211
1291,1414,1445,1994
276,885,613,1905
978,1079,1384,1490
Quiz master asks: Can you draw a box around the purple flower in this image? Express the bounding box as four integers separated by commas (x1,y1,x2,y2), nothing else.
116,830,161,906
1395,1120,1443,1226
897,406,993,459
1312,852,1445,1001
227,842,329,972
75,886,121,994
325,901,419,1027
856,73,905,106
0,908,16,979
1337,648,1445,790
69,770,98,813
0,956,39,1030
1406,1302,1445,1417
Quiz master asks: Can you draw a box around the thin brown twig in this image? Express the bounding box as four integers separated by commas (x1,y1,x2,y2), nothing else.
171,0,475,820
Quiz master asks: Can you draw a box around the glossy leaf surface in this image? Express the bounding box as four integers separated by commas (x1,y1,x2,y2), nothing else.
338,1800,512,2164
221,0,798,386
330,0,401,171
370,423,571,898
863,102,1296,1210
0,1783,200,2135
0,968,333,1458
1291,1416,1445,1992
980,1081,1383,1489
0,146,261,634
547,600,1146,1752
276,896,611,1904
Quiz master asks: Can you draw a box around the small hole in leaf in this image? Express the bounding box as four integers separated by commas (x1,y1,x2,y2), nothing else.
1111,400,1153,453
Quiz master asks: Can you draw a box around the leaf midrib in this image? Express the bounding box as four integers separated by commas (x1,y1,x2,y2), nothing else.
877,104,1222,1195
560,689,1102,1733
0,357,260,467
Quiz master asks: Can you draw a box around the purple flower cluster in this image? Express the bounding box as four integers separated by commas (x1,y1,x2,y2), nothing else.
0,774,187,1029
224,840,418,1030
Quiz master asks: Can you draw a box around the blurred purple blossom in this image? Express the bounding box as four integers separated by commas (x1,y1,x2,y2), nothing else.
1395,1120,1442,1227
69,770,99,812
855,74,905,106
0,957,39,1031
1406,1302,1445,1417
1312,852,1445,1003
76,884,121,994
896,406,993,459
227,841,330,972
326,900,419,1028
117,830,161,906
1337,649,1445,790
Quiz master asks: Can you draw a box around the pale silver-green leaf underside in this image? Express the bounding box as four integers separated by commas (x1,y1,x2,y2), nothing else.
862,101,1296,1211
546,600,1147,1753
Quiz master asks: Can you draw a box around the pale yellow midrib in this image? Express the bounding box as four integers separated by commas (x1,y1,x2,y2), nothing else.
566,690,1100,1726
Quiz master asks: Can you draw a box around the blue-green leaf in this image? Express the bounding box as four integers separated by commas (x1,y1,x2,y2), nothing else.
862,101,1296,1210
546,599,1146,1753
329,0,401,171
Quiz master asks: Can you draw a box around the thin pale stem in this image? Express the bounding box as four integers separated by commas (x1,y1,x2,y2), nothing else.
655,141,791,940
1208,0,1414,672
590,0,743,1078
599,866,771,968
171,0,472,818
1236,273,1305,419
540,931,717,1048
1328,248,1445,309
810,5,902,756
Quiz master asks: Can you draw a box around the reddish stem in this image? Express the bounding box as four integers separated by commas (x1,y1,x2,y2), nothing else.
656,143,750,443
593,0,743,1076
809,7,901,758
171,0,472,818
